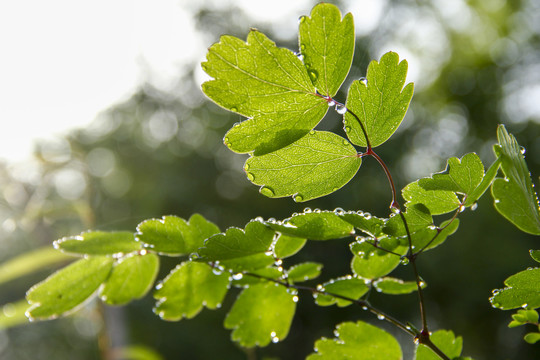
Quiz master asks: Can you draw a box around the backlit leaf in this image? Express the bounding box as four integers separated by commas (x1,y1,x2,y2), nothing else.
410,219,460,252
415,330,463,360
269,211,355,240
202,29,328,155
153,261,229,321
287,262,322,283
530,250,540,263
245,131,361,202
383,204,433,237
524,332,540,344
299,3,354,97
374,277,425,295
490,267,540,310
403,181,460,216
225,282,296,347
350,242,408,279
273,234,307,258
26,256,113,320
344,52,414,148
54,231,140,256
136,214,220,256
307,321,402,359
314,277,369,307
100,253,159,305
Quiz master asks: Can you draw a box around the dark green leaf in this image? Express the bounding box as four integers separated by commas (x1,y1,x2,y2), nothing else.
154,261,229,321
490,267,540,310
224,282,296,347
374,277,425,295
269,211,355,240
403,181,460,216
136,214,220,256
314,277,369,307
344,52,414,148
491,125,540,235
307,321,402,359
245,131,361,202
287,262,322,283
54,231,140,256
26,257,113,320
100,253,159,305
350,242,407,279
198,220,275,271
273,234,306,258
202,29,328,155
415,330,463,360
299,3,354,97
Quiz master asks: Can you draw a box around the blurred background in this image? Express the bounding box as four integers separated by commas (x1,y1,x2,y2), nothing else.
1,0,539,359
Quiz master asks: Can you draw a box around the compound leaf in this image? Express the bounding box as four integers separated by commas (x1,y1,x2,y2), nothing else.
26,256,113,320
411,219,460,252
350,242,408,279
287,262,322,283
198,220,275,271
245,131,361,202
269,211,355,240
491,125,540,235
490,267,540,310
344,52,414,148
307,321,402,360
314,277,369,307
154,261,229,321
100,253,159,306
374,277,425,295
383,204,433,237
202,29,328,155
225,282,296,347
403,181,460,216
299,3,354,97
54,231,140,256
415,330,463,360
136,214,220,256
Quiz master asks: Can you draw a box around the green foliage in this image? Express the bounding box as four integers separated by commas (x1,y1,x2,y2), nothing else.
268,211,355,240
490,267,540,310
374,277,426,295
415,330,466,360
286,262,322,283
307,321,402,359
314,277,369,307
54,231,141,256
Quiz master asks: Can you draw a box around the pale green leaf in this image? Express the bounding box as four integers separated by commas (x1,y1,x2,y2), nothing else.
225,282,296,347
350,242,407,279
410,219,460,252
403,181,460,215
491,125,540,235
154,261,229,321
338,212,385,237
26,256,113,320
198,220,275,271
374,277,425,295
344,52,414,148
54,231,140,256
245,131,361,202
299,3,354,96
415,330,463,360
307,321,402,360
100,253,159,305
524,332,540,344
287,262,322,283
383,204,433,237
269,211,355,240
136,214,220,256
464,157,501,206
531,250,540,263
490,267,540,310
273,234,307,258
314,277,369,307
202,29,328,155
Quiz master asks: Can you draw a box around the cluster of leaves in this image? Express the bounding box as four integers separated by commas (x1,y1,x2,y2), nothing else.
20,3,539,359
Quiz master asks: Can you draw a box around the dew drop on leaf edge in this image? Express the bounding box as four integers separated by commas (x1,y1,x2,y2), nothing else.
260,186,275,197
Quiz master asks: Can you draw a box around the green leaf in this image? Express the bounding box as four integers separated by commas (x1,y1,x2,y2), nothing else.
231,267,283,287
26,256,114,320
411,219,460,252
299,3,354,97
224,282,296,347
136,214,220,256
202,29,328,155
338,211,385,237
287,262,322,283
314,277,369,307
54,231,140,256
383,204,433,237
273,234,306,258
198,220,275,271
415,330,463,360
491,125,540,235
154,261,229,321
531,250,540,263
269,211,355,240
490,267,540,310
0,247,72,286
344,52,414,148
100,253,159,305
373,277,425,295
307,321,402,360
403,181,460,216
524,332,540,344
0,299,31,329
245,131,361,202
350,242,408,279
464,157,501,206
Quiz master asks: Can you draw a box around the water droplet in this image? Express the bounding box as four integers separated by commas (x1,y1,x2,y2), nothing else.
471,202,478,211
272,335,280,343
294,194,304,202
316,284,325,292
267,217,277,224
344,126,352,133
292,295,299,303
361,306,368,311
246,172,255,181
299,15,307,24
520,146,526,155
231,107,238,112
213,268,223,275
334,207,345,215
494,199,500,204
522,303,528,309
309,130,316,135
459,205,466,212
419,281,426,288
327,99,336,107
336,104,347,114
377,314,386,320
232,273,243,280
275,259,283,266
356,210,364,216
313,208,321,213
189,253,200,261
308,69,318,82
359,77,368,86
265,250,274,256
355,236,365,243
304,207,312,213
400,257,410,265
363,212,372,220
260,186,275,197
428,225,437,230
413,337,420,345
